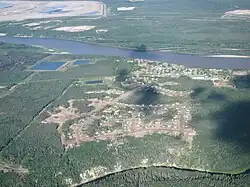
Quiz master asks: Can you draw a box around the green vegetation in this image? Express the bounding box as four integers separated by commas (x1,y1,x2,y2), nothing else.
0,80,71,150
83,167,250,187
1,0,250,55
0,71,31,84
0,42,48,71
0,173,28,187
0,42,250,186
190,85,250,171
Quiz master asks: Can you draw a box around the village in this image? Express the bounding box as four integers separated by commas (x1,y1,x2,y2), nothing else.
37,53,250,156
41,58,243,151
40,58,239,151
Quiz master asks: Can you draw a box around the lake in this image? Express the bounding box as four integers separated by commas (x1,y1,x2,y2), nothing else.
0,36,250,69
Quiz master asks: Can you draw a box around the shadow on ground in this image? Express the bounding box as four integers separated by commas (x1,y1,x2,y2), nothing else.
191,82,250,152
211,100,250,152
191,86,227,103
231,75,250,89
115,69,129,83
212,75,250,152
136,86,159,106
190,87,207,99
135,86,160,115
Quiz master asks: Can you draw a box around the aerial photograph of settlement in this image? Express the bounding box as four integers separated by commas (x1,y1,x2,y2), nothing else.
0,0,250,186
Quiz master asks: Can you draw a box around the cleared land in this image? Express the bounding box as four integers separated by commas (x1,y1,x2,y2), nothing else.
223,9,250,17
54,26,96,32
208,55,250,58
0,1,105,21
0,162,28,174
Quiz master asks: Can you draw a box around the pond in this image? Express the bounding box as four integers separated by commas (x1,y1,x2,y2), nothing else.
0,2,13,9
32,61,65,70
40,5,67,14
81,11,99,16
85,80,103,84
74,60,91,65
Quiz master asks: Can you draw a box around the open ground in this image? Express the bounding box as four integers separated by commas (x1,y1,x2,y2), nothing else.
0,1,106,21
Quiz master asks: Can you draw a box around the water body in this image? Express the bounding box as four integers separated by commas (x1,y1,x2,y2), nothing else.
40,5,67,14
85,80,103,84
0,36,250,69
0,2,13,9
74,60,91,65
81,11,99,16
32,61,65,70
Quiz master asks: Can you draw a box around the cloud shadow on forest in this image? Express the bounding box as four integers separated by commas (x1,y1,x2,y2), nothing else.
191,82,250,153
232,75,250,89
115,68,129,83
135,86,160,115
190,87,208,99
135,86,159,106
190,86,226,103
211,100,250,152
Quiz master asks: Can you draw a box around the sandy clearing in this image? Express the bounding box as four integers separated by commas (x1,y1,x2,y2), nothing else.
0,1,105,22
224,9,250,16
117,7,135,11
222,48,250,51
0,163,29,174
24,22,41,27
42,100,81,125
14,34,33,38
222,9,250,19
96,29,108,34
207,55,250,58
54,26,96,32
23,20,63,29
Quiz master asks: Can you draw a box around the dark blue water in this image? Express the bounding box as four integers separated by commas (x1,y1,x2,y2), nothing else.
74,60,91,65
86,80,103,84
81,11,99,16
32,62,65,70
40,5,67,14
0,36,250,69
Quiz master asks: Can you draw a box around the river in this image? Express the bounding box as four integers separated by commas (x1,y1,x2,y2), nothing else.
1,36,250,69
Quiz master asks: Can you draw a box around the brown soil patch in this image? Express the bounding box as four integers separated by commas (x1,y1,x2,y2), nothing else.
213,80,234,88
61,96,196,149
42,100,81,125
0,163,28,174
